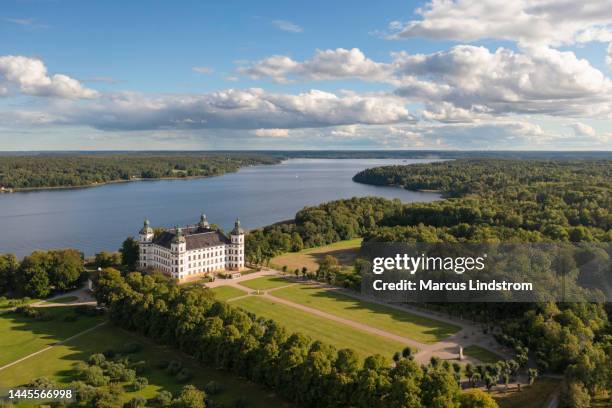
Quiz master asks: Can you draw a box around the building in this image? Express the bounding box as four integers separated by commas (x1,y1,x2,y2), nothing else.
137,214,245,280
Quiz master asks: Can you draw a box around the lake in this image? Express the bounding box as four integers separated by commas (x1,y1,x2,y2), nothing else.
0,159,441,257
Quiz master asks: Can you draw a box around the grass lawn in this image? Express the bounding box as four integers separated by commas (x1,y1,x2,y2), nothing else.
493,378,560,408
43,295,79,304
271,238,363,272
232,295,406,360
0,306,105,367
0,323,289,408
238,276,293,291
272,284,459,344
463,345,504,364
209,285,248,301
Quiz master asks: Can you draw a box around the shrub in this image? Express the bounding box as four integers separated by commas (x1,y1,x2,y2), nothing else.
132,376,148,391
83,366,108,387
27,377,56,389
176,368,193,383
204,380,223,395
88,353,106,366
126,397,147,408
166,360,182,375
16,306,39,318
154,390,173,407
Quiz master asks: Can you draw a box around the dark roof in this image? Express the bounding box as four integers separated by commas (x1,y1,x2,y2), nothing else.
152,226,230,250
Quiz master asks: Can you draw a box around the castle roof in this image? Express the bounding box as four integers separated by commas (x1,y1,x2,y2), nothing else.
152,226,230,250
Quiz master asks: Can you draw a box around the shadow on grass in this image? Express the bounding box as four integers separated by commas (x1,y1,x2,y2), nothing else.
0,314,290,408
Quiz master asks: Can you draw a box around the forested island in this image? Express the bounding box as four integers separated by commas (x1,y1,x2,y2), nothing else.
0,154,281,191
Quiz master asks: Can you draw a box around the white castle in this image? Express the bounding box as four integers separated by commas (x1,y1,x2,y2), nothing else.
137,214,245,280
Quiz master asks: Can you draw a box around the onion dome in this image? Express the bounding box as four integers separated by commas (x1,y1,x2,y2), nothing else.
231,218,244,235
171,226,186,244
139,218,153,235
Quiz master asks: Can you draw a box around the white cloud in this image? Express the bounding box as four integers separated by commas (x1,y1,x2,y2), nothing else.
47,88,411,131
0,55,98,99
569,122,610,142
240,48,392,83
254,128,289,137
192,66,213,75
393,45,612,118
241,45,612,119
607,43,612,67
272,20,303,33
386,0,612,46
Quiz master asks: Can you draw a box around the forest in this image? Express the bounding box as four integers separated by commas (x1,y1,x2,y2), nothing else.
246,159,611,406
0,154,280,190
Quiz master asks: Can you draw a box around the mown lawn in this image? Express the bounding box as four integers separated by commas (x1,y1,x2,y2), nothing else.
238,276,293,291
0,323,289,408
43,295,79,304
463,345,504,364
272,284,460,344
232,295,406,360
493,378,560,408
271,238,362,272
210,285,248,301
0,306,105,367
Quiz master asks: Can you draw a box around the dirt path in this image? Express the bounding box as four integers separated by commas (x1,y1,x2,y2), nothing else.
0,321,107,372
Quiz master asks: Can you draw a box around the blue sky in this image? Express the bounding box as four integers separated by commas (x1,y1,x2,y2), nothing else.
1,0,612,150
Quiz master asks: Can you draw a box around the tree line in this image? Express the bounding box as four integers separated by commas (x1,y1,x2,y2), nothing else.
94,269,499,408
0,249,84,298
0,154,280,190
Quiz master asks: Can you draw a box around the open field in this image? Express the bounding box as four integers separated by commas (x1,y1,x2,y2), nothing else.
210,285,247,301
271,238,362,272
239,276,293,291
0,306,105,367
272,284,460,344
0,321,289,407
463,345,503,364
232,295,406,360
493,378,560,408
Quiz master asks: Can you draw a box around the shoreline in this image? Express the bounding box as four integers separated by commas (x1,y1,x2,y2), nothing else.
0,162,279,194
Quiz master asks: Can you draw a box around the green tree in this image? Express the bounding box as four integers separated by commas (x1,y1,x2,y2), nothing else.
120,237,140,270
49,249,83,291
173,385,206,408
459,389,499,408
17,251,51,298
0,254,18,294
95,251,122,268
561,381,591,408
421,369,460,408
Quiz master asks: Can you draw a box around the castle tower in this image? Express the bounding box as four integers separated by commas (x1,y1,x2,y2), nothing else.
230,218,245,270
170,226,186,254
199,213,210,229
138,218,154,243
138,218,154,269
